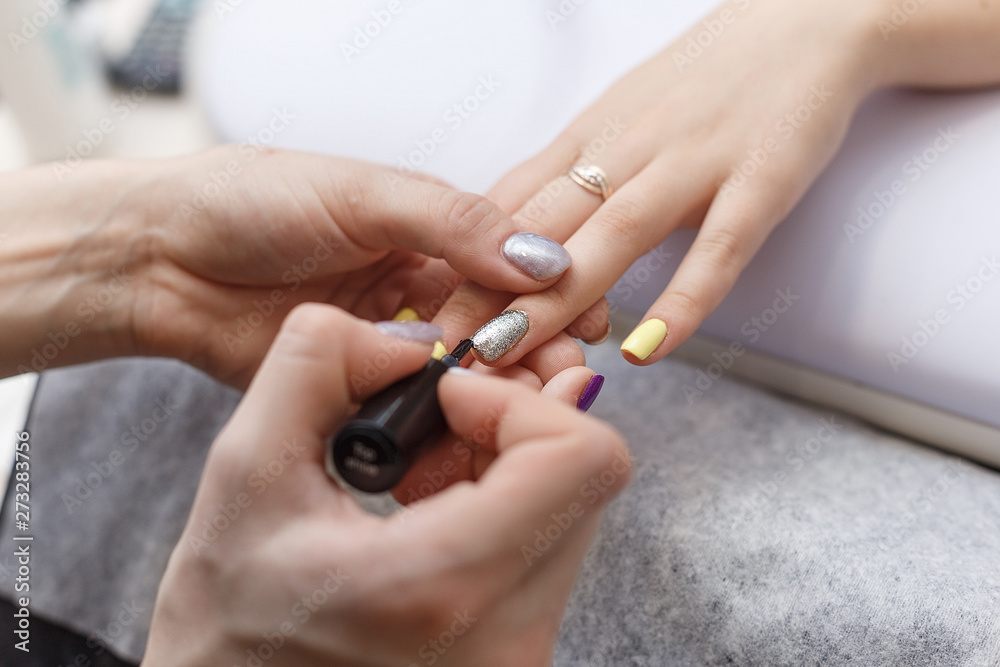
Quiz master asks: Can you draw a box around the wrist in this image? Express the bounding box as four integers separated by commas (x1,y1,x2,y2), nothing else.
0,160,154,376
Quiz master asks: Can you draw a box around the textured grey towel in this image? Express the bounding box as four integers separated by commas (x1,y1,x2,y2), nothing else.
1,343,999,666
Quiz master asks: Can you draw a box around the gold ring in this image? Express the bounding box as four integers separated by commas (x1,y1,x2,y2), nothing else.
567,165,614,201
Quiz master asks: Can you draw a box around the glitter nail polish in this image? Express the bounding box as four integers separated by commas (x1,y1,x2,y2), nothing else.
471,310,530,362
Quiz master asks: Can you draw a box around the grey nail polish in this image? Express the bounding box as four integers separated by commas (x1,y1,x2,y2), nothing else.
374,321,444,343
502,232,572,281
471,310,529,362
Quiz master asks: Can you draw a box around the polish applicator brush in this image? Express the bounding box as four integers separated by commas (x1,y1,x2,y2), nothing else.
329,339,474,493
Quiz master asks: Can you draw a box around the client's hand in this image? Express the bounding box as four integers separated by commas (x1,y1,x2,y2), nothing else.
0,148,576,386
143,305,630,667
430,0,1000,367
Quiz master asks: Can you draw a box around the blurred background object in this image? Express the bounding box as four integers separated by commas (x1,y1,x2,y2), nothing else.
0,0,210,168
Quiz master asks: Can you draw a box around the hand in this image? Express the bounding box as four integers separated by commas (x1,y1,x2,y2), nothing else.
143,305,630,667
431,0,1000,367
0,148,577,386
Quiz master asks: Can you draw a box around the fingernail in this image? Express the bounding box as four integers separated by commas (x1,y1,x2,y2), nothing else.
374,321,443,343
621,319,667,360
431,341,448,360
393,307,421,322
471,310,530,362
584,321,612,346
447,366,479,376
577,374,605,412
502,232,572,281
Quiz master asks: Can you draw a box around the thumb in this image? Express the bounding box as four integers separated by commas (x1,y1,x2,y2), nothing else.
212,304,436,476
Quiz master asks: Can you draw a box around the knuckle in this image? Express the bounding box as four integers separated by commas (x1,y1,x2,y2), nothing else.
665,286,705,320
597,196,647,244
693,227,744,271
438,191,504,249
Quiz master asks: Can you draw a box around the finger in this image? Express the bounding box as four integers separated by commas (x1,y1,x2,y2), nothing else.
473,159,717,367
625,175,795,364
564,297,611,345
514,332,586,384
391,364,597,503
400,373,630,570
328,161,573,290
215,304,435,473
503,126,655,244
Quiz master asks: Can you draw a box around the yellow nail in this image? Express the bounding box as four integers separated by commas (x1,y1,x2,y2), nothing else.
431,341,448,361
620,319,667,360
393,307,420,322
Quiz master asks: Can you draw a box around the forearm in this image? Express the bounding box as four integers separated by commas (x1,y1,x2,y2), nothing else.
0,162,146,378
876,0,1000,88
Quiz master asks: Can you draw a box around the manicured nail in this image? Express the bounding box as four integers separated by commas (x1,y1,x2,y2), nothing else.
621,319,667,360
374,321,443,343
471,310,529,362
502,232,572,281
431,341,448,360
576,375,605,412
447,366,479,376
584,321,612,346
393,307,421,322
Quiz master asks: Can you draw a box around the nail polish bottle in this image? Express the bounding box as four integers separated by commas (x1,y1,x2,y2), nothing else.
328,340,473,493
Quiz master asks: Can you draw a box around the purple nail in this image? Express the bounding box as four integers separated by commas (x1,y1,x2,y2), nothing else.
576,375,605,412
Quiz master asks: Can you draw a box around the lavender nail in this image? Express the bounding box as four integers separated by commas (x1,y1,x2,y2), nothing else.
374,321,444,343
576,375,605,413
502,232,572,280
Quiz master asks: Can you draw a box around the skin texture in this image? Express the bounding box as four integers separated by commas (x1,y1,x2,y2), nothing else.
142,305,630,667
0,153,616,664
426,0,1000,367
0,148,583,387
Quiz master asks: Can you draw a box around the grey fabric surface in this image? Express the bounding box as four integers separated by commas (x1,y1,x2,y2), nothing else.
1,345,999,666
0,358,242,662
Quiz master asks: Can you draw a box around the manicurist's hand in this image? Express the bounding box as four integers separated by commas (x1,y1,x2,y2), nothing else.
0,148,576,386
430,0,1000,367
143,305,630,667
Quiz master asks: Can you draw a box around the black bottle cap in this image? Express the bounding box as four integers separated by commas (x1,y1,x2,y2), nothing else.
329,340,473,493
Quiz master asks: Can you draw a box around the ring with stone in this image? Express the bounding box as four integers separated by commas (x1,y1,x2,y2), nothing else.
567,164,614,201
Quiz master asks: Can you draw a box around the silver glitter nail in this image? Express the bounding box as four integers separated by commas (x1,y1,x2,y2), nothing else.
471,310,529,362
